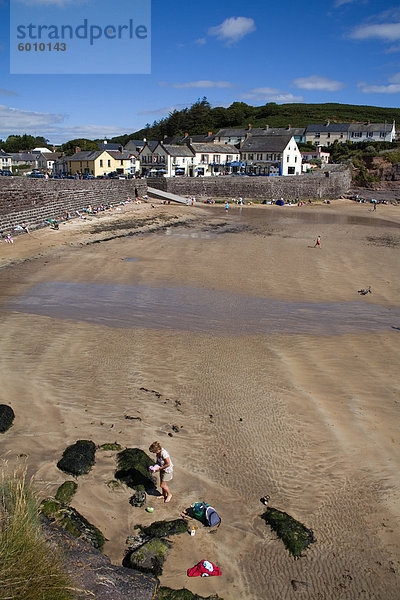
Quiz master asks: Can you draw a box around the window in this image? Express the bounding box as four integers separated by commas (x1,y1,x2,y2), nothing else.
295,156,297,162
257,153,263,160
315,133,320,138
380,132,386,138
352,132,362,138
227,155,232,162
120,160,123,165
287,156,289,162
242,154,246,160
201,154,208,163
248,153,254,160
214,155,220,163
100,160,103,167
340,133,344,138
107,160,111,167
367,132,373,138
327,133,330,138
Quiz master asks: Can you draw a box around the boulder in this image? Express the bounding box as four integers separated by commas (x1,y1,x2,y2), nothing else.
41,498,106,551
158,588,224,600
115,448,156,491
0,404,14,433
55,481,78,504
261,507,315,558
138,519,188,538
57,440,96,476
43,519,159,600
126,537,171,577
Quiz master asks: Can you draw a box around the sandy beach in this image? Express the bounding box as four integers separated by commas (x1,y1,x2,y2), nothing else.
1,198,400,599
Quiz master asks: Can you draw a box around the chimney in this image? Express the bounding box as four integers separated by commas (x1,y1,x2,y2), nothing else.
75,146,81,153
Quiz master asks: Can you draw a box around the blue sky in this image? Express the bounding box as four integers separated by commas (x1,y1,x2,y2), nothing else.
0,0,400,144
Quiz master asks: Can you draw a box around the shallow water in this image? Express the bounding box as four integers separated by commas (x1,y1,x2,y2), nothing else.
9,281,400,336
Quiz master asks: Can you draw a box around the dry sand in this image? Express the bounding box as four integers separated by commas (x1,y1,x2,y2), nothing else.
1,198,400,599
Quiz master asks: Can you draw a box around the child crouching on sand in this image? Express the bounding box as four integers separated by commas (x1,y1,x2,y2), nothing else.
149,441,173,503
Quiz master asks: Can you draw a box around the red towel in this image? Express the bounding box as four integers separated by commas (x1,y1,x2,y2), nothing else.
187,560,222,577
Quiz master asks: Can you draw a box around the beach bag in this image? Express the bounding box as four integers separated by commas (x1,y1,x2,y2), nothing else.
187,560,222,577
191,502,221,527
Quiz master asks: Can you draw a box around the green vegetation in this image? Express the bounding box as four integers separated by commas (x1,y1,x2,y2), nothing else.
261,507,315,558
0,467,73,600
55,481,78,504
99,442,123,451
115,447,155,490
0,134,50,152
57,440,96,476
136,519,188,538
59,138,99,156
127,537,170,576
158,588,224,600
40,498,106,551
109,98,399,144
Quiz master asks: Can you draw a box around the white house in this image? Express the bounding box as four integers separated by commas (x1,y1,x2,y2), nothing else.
36,152,62,173
348,121,395,143
0,150,12,171
153,143,196,177
240,135,302,176
301,146,330,172
139,141,161,176
187,142,240,176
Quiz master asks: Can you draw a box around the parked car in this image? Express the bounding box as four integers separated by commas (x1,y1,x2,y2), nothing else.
0,169,12,176
82,174,95,179
27,172,45,178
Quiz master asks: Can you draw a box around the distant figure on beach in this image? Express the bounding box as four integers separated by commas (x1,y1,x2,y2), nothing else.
5,233,13,244
358,286,372,296
149,441,173,503
225,202,229,211
21,222,30,234
314,235,321,248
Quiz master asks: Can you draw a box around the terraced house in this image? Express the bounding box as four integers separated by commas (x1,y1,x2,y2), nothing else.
305,121,395,145
66,149,131,177
240,135,302,176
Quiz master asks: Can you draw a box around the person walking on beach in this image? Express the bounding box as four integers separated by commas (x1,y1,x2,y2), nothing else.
149,441,173,503
225,201,229,211
314,235,321,248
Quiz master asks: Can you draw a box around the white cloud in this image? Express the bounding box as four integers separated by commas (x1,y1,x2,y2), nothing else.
389,72,400,83
334,0,355,6
240,88,303,103
195,38,206,46
0,104,133,144
0,89,18,97
293,75,345,91
350,22,400,41
358,81,400,94
208,17,255,44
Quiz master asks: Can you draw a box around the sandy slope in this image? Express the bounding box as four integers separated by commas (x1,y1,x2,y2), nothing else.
0,199,399,599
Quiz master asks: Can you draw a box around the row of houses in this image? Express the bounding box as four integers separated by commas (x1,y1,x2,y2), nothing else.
1,119,396,179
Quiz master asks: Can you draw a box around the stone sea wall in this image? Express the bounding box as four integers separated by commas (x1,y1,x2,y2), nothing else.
147,165,352,201
0,178,147,232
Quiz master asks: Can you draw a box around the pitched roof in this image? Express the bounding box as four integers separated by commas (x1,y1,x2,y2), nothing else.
263,127,306,136
38,152,62,160
97,142,122,151
0,150,11,157
240,135,293,152
107,151,132,160
348,122,394,133
8,152,37,161
161,144,195,157
306,123,350,133
189,142,238,153
124,139,147,151
216,128,264,137
66,150,103,161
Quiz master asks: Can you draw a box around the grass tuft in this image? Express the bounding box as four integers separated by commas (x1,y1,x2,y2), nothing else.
0,464,73,600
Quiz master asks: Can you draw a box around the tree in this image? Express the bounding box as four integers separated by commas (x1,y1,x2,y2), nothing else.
60,138,99,155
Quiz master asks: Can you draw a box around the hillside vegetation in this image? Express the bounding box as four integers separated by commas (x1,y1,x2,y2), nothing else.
108,98,399,144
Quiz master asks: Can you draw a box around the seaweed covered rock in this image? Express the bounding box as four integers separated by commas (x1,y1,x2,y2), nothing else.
0,404,15,433
261,508,315,558
99,442,123,451
138,519,188,538
55,481,78,504
126,537,170,577
158,588,224,600
57,440,96,476
115,448,155,490
41,498,106,551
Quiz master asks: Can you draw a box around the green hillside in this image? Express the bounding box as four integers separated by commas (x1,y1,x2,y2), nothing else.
109,98,399,145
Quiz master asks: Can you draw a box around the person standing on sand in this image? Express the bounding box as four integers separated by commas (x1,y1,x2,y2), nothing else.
149,441,173,503
314,235,321,248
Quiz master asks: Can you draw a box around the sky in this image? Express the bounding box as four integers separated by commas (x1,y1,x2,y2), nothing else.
0,0,400,144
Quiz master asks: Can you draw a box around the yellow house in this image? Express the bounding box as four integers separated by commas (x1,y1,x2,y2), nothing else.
66,150,131,177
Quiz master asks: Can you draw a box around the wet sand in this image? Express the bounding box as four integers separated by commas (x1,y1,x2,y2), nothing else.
1,199,400,599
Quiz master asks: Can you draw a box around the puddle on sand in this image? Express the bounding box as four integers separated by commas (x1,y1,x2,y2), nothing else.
9,282,400,337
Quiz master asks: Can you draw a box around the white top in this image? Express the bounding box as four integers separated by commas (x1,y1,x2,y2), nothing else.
157,448,173,473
